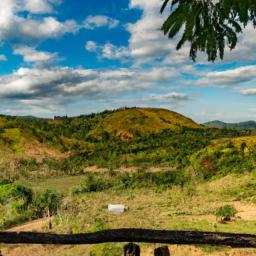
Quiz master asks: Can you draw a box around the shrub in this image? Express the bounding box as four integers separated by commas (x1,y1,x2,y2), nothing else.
34,190,61,217
0,183,32,210
216,205,238,222
83,174,114,192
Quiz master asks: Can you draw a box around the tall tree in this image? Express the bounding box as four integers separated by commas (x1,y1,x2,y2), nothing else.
161,0,256,61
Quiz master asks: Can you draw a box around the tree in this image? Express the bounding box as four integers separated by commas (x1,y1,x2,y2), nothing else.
161,0,256,61
34,190,60,218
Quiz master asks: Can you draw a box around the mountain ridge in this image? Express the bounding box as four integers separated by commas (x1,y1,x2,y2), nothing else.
204,120,256,129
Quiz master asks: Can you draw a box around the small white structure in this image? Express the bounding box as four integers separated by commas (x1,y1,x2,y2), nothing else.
108,204,128,213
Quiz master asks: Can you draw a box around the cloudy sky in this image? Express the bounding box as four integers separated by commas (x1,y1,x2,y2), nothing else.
0,0,256,122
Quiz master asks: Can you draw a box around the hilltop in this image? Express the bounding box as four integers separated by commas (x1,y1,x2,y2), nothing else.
89,107,201,139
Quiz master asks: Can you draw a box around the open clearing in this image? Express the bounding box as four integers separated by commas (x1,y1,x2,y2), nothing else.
3,172,256,255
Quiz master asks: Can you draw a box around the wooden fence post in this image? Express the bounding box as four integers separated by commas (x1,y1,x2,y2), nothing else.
154,246,170,256
124,243,140,256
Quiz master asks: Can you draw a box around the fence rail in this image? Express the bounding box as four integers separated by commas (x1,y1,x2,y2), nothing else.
1,229,256,248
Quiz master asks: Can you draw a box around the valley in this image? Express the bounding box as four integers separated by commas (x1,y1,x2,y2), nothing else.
1,107,256,255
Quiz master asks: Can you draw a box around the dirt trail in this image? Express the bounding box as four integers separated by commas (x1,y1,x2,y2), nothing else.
232,201,256,221
7,218,50,232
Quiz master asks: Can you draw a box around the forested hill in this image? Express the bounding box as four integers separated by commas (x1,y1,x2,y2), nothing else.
0,107,255,181
204,120,256,130
0,107,201,163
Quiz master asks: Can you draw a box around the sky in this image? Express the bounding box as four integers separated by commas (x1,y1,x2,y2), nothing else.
0,0,256,123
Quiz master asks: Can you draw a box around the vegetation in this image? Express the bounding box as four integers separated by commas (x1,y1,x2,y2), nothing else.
204,120,256,129
34,190,61,218
1,107,254,180
216,205,238,222
0,181,59,229
2,107,256,255
161,0,256,61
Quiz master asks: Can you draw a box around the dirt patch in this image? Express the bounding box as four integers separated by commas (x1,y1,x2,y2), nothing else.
25,143,69,162
232,201,256,221
7,218,50,233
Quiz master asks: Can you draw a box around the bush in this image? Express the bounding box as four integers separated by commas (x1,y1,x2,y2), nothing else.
34,190,61,217
83,174,115,192
216,205,238,222
0,183,32,210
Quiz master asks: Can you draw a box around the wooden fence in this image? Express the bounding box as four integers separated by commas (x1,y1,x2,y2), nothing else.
1,229,256,255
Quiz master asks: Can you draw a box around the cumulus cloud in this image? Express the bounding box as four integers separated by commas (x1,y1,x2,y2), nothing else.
0,55,7,61
22,0,60,14
240,88,256,96
145,92,191,102
13,45,59,65
0,66,179,102
84,15,119,30
86,0,190,65
85,41,130,60
85,41,97,52
196,65,256,87
0,0,78,44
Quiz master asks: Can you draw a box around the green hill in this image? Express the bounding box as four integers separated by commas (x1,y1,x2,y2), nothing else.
90,108,201,139
0,107,254,181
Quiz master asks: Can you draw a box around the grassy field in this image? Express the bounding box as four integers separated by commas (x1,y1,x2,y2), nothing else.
23,175,86,194
3,172,256,255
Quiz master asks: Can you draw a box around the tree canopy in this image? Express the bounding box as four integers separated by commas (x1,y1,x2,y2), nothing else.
161,0,256,61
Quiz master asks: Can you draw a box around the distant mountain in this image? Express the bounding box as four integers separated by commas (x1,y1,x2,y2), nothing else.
16,115,42,120
203,120,256,130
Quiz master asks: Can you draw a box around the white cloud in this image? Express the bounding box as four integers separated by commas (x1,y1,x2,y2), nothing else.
85,41,130,60
13,45,58,65
0,66,180,109
0,55,7,61
240,88,256,96
0,0,78,44
196,65,256,87
84,15,119,30
87,0,189,65
85,41,97,52
101,43,130,60
23,0,60,13
145,92,191,102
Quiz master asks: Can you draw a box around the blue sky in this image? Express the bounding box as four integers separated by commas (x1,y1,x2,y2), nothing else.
0,0,256,123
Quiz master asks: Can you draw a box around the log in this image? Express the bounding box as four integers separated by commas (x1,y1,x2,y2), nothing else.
1,229,256,248
124,243,140,256
154,246,170,256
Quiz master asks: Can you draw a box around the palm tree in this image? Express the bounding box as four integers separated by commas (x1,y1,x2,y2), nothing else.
161,0,256,61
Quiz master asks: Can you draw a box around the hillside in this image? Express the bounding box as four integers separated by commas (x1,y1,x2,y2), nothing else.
2,108,256,256
0,107,254,181
0,116,68,163
204,120,256,130
90,108,201,139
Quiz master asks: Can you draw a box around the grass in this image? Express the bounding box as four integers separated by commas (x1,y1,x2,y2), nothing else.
3,172,256,255
40,172,256,236
23,175,86,194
